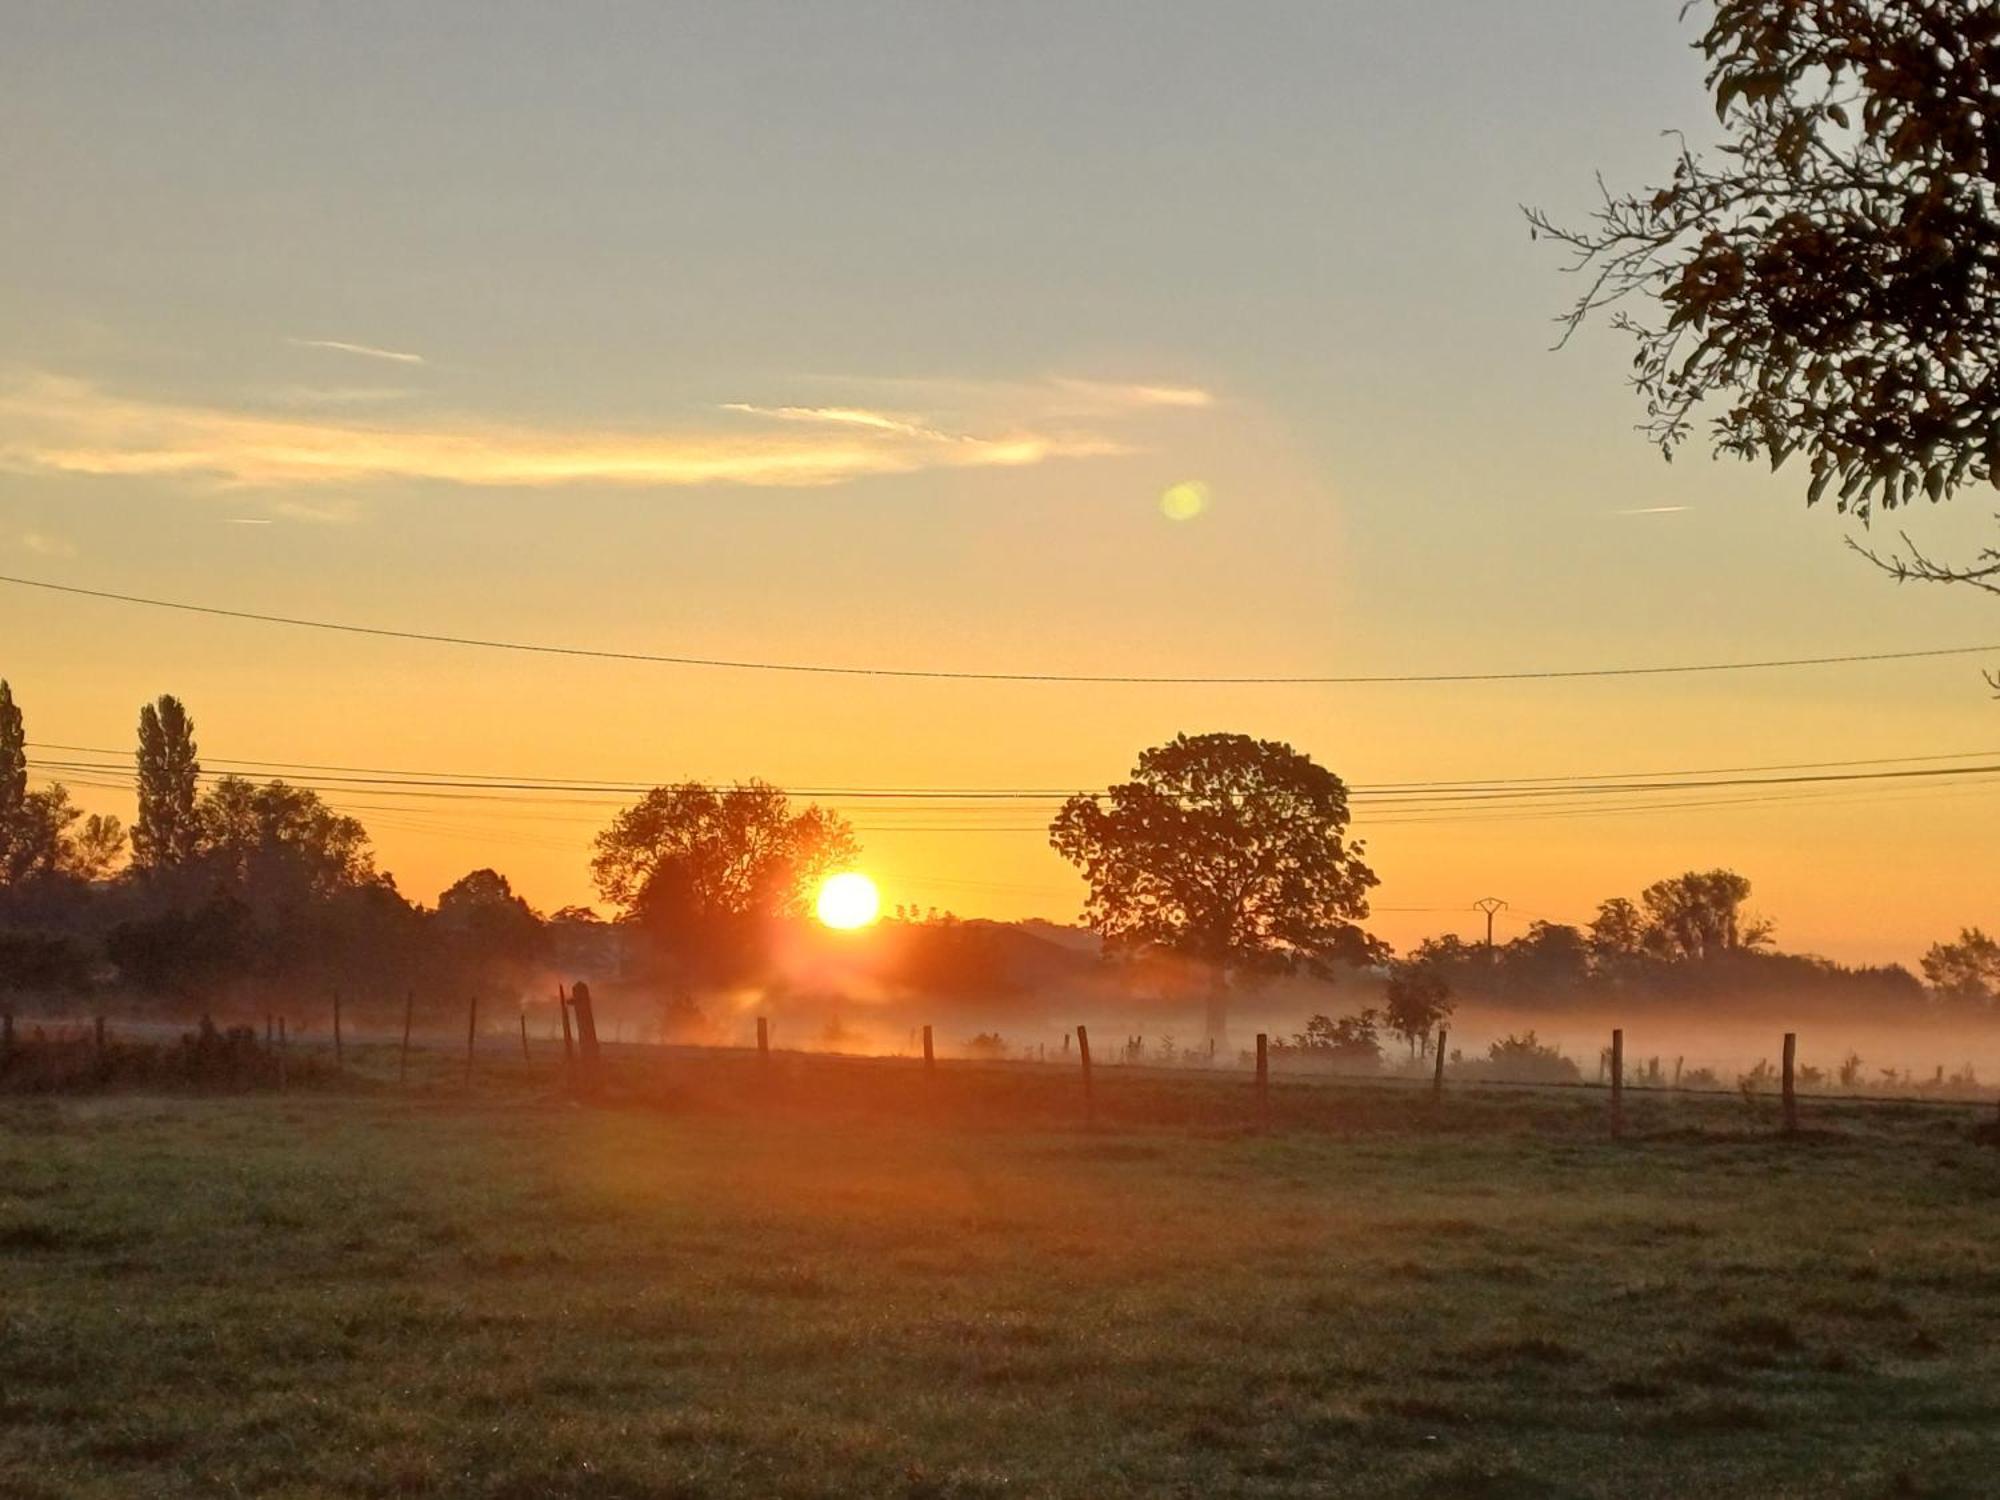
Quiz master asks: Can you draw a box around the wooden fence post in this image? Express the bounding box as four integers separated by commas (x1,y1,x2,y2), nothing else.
519,1011,531,1064
278,1017,289,1092
1782,1032,1798,1135
755,1015,769,1070
1432,1027,1448,1103
399,990,415,1086
1255,1033,1270,1130
332,991,344,1071
571,983,600,1065
922,1024,935,1077
464,995,478,1087
1076,1024,1095,1129
1610,1028,1624,1137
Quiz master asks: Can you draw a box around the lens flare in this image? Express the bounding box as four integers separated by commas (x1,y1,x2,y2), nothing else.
815,871,881,930
1159,480,1209,521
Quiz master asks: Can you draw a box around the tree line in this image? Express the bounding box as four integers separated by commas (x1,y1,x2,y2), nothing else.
2,692,1994,1026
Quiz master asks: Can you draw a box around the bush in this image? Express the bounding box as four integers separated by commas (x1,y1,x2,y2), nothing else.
1455,1031,1581,1085
0,928,89,993
1274,1010,1381,1068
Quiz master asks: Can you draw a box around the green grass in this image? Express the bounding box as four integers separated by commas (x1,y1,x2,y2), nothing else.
2,1052,1998,1498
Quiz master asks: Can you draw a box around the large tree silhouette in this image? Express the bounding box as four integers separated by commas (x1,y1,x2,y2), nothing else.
591,781,858,982
1529,1,2000,584
1049,732,1382,1040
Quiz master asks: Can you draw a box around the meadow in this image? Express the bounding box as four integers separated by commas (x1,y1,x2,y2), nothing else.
2,1043,1998,1499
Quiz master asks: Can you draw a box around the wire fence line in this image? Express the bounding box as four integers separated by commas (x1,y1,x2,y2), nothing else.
4,1005,1995,1134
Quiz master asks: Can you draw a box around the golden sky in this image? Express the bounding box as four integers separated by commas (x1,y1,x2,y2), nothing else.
5,2,1998,966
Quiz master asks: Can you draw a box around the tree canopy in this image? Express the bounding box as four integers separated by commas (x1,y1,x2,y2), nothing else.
591,781,858,979
134,694,202,871
1530,1,2000,545
1048,733,1383,1035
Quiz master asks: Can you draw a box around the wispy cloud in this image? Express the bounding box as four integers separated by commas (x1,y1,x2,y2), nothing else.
287,338,427,366
19,530,77,558
1048,378,1215,410
0,372,1148,491
1607,505,1692,516
267,384,421,407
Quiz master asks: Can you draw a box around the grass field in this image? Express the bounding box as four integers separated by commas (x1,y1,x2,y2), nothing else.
3,1048,1999,1498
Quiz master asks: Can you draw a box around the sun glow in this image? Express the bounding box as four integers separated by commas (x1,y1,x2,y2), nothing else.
815,871,881,930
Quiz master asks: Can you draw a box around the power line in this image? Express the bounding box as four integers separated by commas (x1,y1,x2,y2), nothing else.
5,573,1996,685
28,740,2000,805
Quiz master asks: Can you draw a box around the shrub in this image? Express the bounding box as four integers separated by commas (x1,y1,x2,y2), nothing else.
1456,1031,1581,1085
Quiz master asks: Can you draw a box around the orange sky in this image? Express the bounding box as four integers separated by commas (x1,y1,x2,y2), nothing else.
6,3,1999,969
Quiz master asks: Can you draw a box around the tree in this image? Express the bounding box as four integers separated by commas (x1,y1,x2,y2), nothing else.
1588,897,1650,963
591,781,858,981
1920,926,2000,1007
1383,960,1453,1057
1638,869,1773,961
1529,2,2000,584
1285,1010,1383,1067
197,777,375,904
435,868,545,987
134,694,202,870
1048,732,1383,1040
64,812,126,883
0,680,24,879
0,683,121,889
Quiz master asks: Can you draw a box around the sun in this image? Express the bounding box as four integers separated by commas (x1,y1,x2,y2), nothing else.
815,871,881,930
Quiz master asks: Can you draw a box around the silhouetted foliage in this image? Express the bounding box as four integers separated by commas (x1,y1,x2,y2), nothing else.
0,928,89,994
1529,1,2000,528
1278,1010,1383,1067
1049,732,1383,1036
592,781,857,984
1383,960,1453,1056
1638,869,1773,961
134,695,202,871
1464,1031,1582,1085
1921,926,2000,1008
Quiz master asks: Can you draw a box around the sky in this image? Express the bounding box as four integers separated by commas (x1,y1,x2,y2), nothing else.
4,0,1999,966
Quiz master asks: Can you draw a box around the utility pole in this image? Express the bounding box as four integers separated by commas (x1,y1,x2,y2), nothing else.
1473,897,1507,957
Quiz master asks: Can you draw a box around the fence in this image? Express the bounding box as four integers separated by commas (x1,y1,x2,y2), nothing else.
3,1001,1995,1139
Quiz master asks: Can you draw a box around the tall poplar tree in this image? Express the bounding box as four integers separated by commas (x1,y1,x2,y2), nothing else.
134,694,202,870
0,681,25,872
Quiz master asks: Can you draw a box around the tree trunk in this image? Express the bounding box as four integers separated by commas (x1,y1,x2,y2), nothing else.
1203,968,1229,1048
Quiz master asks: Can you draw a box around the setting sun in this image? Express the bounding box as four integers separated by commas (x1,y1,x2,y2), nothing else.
815,871,881,930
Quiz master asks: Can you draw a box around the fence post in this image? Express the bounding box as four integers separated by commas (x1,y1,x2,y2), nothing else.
464,996,478,1087
1782,1032,1798,1135
922,1024,935,1077
1,1010,12,1063
571,983,600,1067
755,1015,768,1071
332,991,344,1071
1432,1027,1448,1103
1255,1033,1270,1130
1076,1025,1095,1129
519,1011,531,1064
1610,1028,1624,1138
278,1017,289,1092
94,1016,108,1080
399,990,415,1086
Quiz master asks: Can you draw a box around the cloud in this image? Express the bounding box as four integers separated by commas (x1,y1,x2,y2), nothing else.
1607,505,1692,516
1048,378,1215,410
287,338,427,366
19,530,77,558
268,385,421,407
0,372,1144,491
